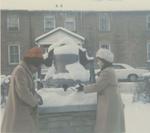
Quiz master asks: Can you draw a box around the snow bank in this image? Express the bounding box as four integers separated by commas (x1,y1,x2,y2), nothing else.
38,82,140,107
121,94,150,133
119,82,138,93
38,87,97,107
38,88,150,133
1,83,150,133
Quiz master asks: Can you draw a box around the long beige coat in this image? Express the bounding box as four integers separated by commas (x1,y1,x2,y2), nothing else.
1,61,40,133
84,67,125,133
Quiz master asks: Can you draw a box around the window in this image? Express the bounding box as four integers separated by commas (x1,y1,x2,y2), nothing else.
146,15,150,31
7,15,19,32
43,45,50,53
8,45,20,64
99,13,110,32
44,16,55,32
147,42,150,62
64,16,76,31
99,41,111,50
112,65,125,69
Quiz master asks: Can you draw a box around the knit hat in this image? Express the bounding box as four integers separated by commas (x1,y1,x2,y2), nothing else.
96,48,114,63
24,47,43,58
23,47,44,67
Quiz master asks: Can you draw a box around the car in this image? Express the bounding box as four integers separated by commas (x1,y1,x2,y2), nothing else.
141,72,150,80
112,63,149,82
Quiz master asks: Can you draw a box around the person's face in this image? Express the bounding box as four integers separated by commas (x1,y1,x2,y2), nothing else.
96,58,104,69
29,65,41,73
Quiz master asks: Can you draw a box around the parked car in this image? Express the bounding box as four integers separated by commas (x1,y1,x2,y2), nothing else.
141,72,150,80
112,63,149,81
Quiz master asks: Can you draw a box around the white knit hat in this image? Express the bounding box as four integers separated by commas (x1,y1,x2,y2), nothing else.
96,48,114,63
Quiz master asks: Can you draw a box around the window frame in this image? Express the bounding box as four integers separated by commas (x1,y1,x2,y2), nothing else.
146,15,150,31
112,65,126,69
7,15,20,32
147,42,150,62
44,15,55,32
99,13,111,32
64,16,76,31
8,44,20,65
99,41,111,50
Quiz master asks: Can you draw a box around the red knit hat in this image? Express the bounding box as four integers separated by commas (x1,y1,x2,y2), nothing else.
24,47,43,58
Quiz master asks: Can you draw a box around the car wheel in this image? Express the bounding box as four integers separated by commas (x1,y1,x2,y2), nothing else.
128,74,138,82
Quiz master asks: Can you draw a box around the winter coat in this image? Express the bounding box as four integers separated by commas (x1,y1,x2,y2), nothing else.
1,61,40,133
84,67,125,133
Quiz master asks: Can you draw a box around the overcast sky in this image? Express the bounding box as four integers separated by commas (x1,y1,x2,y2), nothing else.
1,0,150,11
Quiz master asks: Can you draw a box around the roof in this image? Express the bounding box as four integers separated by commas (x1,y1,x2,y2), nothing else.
35,27,85,43
1,0,150,12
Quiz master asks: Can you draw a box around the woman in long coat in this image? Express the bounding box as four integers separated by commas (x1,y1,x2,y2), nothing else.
83,49,125,133
1,47,43,133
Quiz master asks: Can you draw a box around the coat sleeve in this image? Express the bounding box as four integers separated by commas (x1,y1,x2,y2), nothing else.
84,70,110,93
14,67,39,107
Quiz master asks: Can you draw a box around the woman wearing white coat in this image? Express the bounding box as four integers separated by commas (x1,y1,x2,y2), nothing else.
79,48,125,133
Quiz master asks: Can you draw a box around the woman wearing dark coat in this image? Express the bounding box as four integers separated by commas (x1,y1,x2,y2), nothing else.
1,47,43,133
79,48,125,133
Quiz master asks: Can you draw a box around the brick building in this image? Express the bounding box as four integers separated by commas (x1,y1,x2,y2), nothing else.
1,5,150,74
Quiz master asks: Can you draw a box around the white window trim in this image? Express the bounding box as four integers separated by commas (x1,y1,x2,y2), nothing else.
99,41,111,50
146,15,150,31
147,42,150,62
7,15,20,32
99,13,110,32
64,16,76,31
44,15,55,32
8,44,20,65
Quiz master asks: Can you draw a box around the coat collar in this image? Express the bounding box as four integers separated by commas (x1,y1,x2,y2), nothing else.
20,61,33,78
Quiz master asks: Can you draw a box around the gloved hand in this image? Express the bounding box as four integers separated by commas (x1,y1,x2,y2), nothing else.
76,83,84,92
62,84,68,92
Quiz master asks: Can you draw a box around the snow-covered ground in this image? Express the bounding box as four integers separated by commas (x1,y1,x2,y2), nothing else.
1,83,150,133
122,94,150,133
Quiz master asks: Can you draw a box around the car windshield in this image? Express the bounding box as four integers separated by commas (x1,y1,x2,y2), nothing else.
113,64,134,69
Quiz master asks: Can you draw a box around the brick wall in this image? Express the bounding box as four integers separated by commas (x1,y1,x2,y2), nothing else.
1,10,31,74
1,10,150,75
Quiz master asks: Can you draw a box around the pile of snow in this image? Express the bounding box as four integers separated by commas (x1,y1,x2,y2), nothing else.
37,86,150,133
1,83,150,133
38,87,97,107
43,38,91,82
38,82,141,107
44,62,90,82
118,82,138,93
54,44,79,55
121,94,150,133
48,37,85,54
66,62,90,81
52,73,72,80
